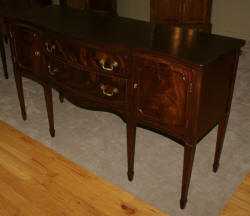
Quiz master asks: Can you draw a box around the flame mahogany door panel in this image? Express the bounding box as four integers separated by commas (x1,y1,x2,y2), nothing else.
134,56,190,133
0,0,51,79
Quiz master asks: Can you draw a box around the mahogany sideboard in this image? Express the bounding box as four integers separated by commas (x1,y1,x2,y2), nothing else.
5,5,245,209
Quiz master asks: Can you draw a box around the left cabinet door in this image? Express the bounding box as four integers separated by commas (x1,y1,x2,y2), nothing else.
9,23,42,79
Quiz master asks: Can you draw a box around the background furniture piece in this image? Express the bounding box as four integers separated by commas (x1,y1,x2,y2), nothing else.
6,5,244,209
150,0,213,32
59,0,116,14
0,0,51,79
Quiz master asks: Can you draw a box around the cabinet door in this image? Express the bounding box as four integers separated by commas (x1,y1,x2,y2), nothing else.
134,57,190,128
182,0,211,23
10,25,41,78
150,0,182,23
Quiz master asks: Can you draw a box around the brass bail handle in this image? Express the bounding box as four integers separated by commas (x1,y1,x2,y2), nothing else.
99,59,118,71
100,84,119,97
48,64,59,76
34,50,40,56
45,42,56,53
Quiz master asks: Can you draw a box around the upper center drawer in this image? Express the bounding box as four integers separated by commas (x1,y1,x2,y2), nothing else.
43,37,88,67
44,36,130,76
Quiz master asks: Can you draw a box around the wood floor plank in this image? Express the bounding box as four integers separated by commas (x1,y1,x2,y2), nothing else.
219,171,250,216
0,120,169,216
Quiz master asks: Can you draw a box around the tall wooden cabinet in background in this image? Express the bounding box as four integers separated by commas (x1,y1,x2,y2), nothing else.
150,0,213,32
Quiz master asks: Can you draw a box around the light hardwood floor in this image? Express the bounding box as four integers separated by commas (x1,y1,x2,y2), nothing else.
0,120,169,216
219,171,250,216
1,119,249,216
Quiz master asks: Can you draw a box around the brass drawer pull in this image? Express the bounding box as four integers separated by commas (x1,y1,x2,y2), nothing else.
48,64,59,76
45,42,56,53
100,84,119,97
34,50,40,56
99,59,118,71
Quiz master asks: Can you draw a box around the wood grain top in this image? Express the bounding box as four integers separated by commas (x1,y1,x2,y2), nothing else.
219,171,250,216
0,120,169,216
5,5,245,67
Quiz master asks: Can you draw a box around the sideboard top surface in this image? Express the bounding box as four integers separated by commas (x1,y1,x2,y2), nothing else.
6,5,245,67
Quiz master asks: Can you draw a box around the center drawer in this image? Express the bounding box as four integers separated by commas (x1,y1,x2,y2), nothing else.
46,59,127,105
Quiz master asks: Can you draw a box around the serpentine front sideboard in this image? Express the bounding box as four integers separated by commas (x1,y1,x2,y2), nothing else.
5,5,245,209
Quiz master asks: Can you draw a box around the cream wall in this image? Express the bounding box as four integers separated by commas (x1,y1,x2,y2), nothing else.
53,0,250,41
117,0,150,21
211,0,250,40
52,0,150,21
117,0,250,41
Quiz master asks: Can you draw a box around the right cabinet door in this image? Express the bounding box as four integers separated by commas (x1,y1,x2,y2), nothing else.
134,56,190,129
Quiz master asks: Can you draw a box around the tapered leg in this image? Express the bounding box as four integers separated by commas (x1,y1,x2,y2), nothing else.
0,33,8,79
13,70,26,120
180,144,196,209
213,51,240,172
127,121,136,181
44,86,55,137
59,91,64,103
213,117,229,172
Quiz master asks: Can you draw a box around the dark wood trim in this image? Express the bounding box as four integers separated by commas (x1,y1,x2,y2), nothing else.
0,32,8,79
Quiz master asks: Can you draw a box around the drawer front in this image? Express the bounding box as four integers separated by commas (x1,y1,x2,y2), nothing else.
47,60,127,105
87,49,130,76
44,37,88,67
44,37,130,76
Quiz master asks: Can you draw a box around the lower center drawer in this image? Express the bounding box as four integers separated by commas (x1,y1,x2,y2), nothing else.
46,60,127,105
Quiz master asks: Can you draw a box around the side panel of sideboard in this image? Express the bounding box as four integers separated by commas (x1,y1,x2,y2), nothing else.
197,51,239,140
